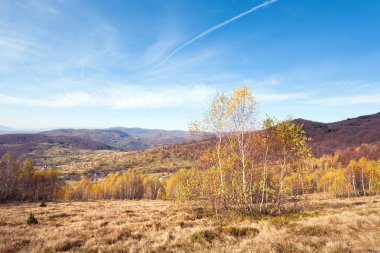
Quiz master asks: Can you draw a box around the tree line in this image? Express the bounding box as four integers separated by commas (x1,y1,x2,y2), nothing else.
0,150,379,207
0,151,166,202
0,152,63,201
63,170,165,200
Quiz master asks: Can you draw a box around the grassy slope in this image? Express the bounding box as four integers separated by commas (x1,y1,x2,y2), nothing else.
0,194,379,252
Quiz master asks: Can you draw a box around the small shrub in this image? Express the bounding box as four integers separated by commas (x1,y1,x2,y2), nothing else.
191,230,219,244
178,221,194,228
225,227,259,237
27,213,38,225
153,222,166,230
117,227,132,241
167,231,175,241
131,233,144,240
193,207,204,219
99,221,108,227
104,238,114,245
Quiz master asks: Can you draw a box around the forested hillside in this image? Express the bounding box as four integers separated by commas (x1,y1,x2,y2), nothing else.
294,112,380,156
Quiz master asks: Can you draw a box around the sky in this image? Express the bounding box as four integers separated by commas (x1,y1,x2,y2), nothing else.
1,0,380,130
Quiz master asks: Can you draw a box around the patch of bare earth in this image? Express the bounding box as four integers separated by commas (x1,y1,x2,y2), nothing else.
0,195,379,252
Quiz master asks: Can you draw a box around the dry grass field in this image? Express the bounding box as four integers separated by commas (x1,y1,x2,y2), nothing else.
0,195,379,253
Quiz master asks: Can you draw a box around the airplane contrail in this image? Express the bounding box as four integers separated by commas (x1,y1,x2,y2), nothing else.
154,0,278,69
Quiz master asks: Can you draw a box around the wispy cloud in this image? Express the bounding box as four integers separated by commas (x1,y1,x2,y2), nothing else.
0,85,215,109
154,0,278,68
0,1,125,82
0,92,91,108
0,35,39,62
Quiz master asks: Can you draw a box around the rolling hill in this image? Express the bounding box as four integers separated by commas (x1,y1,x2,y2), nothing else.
40,129,134,150
40,128,187,150
0,134,113,159
294,111,380,156
108,127,186,138
0,127,190,163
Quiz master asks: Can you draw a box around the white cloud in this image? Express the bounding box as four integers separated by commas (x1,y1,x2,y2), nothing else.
0,85,215,109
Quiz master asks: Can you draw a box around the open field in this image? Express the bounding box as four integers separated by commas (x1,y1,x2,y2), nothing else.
0,194,379,253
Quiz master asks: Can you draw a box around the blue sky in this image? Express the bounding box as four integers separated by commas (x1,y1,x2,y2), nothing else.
1,0,380,130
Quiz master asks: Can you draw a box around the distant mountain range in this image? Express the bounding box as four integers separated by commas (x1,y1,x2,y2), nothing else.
0,112,379,159
107,127,186,138
0,126,189,158
39,128,188,150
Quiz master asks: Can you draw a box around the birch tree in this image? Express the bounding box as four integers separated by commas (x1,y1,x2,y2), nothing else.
226,86,257,209
189,93,229,207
